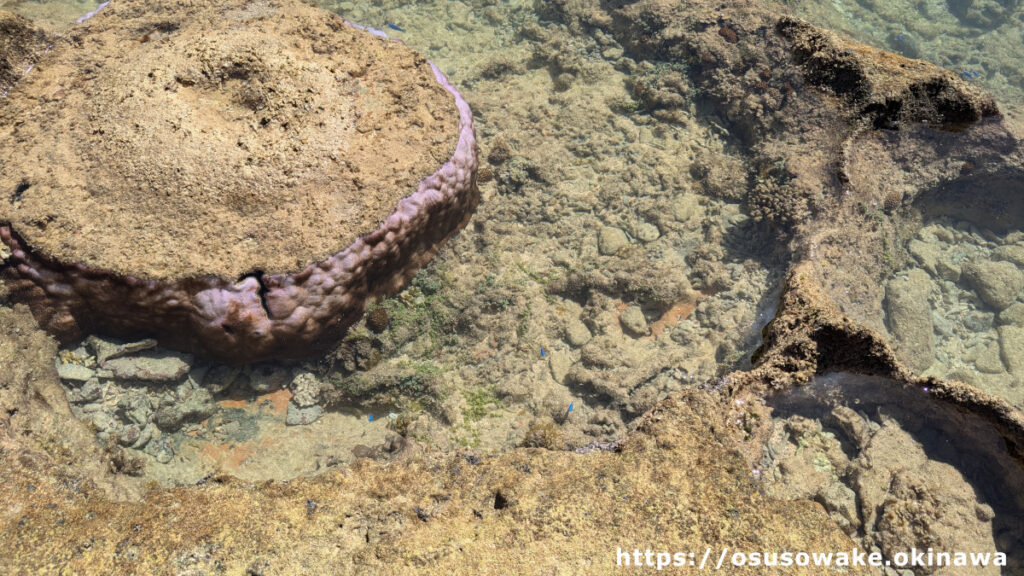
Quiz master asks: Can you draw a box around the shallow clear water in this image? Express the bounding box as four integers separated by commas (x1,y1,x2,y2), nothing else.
4,0,1024,510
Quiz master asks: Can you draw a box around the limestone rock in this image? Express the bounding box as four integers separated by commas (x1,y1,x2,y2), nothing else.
597,227,629,255
102,351,192,382
884,270,934,372
563,318,592,348
619,305,650,337
962,260,1024,311
56,362,95,383
286,402,324,426
999,325,1024,376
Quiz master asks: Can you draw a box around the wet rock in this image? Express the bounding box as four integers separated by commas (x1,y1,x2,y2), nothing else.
563,317,592,348
548,351,571,384
998,303,1024,326
118,424,141,447
619,305,649,337
247,364,291,392
102,351,192,382
934,256,961,282
56,362,95,383
963,310,994,332
998,325,1024,376
907,239,940,275
290,372,322,408
66,379,103,404
597,226,628,255
884,270,934,372
634,222,660,243
818,482,860,535
285,402,324,426
962,260,1024,311
974,341,1005,374
201,364,240,395
993,244,1024,268
86,335,158,364
153,388,217,431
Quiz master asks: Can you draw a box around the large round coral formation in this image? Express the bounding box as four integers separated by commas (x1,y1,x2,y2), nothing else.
0,0,478,363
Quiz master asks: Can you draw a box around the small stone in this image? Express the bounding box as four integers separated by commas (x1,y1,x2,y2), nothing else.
999,303,1024,327
975,341,1005,374
962,260,1024,311
907,239,940,275
672,194,700,223
119,424,141,447
634,222,660,243
963,310,994,332
66,379,103,403
247,364,291,392
597,226,629,256
548,351,571,384
563,318,592,348
102,351,192,382
619,305,649,337
993,244,1024,268
57,362,95,382
934,256,961,282
290,371,322,408
999,325,1024,376
86,335,158,364
885,270,934,372
286,402,324,426
153,388,217,432
202,364,240,394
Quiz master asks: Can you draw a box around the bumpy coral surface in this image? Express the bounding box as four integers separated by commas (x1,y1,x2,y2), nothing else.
0,0,478,363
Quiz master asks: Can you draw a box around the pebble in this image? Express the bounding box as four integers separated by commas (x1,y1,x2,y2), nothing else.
962,260,1024,311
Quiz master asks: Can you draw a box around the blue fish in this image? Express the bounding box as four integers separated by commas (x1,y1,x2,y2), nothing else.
568,402,574,413
386,23,406,32
896,33,905,42
540,347,547,357
368,414,374,422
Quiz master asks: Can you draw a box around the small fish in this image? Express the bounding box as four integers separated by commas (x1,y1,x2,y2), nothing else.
386,23,406,32
568,402,574,413
540,347,547,357
896,33,905,42
368,414,374,422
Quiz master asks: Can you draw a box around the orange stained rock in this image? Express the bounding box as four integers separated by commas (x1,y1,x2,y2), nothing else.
649,293,704,339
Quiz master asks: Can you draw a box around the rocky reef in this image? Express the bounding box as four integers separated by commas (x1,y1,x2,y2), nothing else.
0,0,479,363
2,0,1024,572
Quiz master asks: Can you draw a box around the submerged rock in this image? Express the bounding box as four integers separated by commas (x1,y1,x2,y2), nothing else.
285,403,324,427
103,352,192,382
884,270,934,372
962,260,1024,311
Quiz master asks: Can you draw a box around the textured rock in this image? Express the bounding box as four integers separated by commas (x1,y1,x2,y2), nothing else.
597,226,629,255
102,352,192,382
999,303,1024,327
619,305,650,337
56,362,95,383
289,372,322,408
0,0,478,364
884,270,935,372
999,325,1024,377
153,388,217,432
285,402,324,426
86,336,157,365
563,318,592,348
962,260,1024,311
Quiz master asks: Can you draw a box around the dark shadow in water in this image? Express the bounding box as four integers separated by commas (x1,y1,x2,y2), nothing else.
769,373,1024,572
